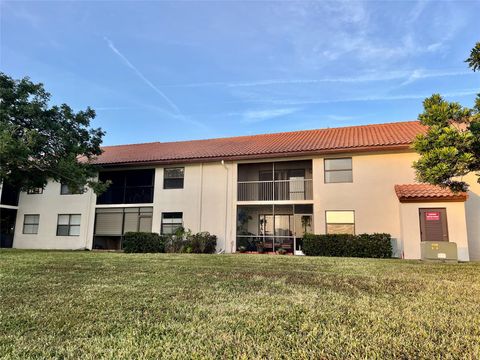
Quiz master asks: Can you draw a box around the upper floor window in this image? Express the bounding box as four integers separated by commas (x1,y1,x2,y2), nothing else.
324,158,352,183
56,214,81,236
23,214,39,234
27,188,43,194
163,167,184,189
325,211,355,235
96,169,155,204
60,184,85,195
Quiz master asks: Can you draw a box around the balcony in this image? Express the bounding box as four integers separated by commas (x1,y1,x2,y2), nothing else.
237,160,313,202
237,179,313,201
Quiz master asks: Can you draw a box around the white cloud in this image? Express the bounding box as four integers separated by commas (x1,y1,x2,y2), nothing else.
242,108,300,123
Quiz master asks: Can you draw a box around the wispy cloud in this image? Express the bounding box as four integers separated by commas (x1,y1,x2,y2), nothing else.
245,89,479,106
103,36,208,129
104,36,180,114
162,69,471,89
241,108,300,123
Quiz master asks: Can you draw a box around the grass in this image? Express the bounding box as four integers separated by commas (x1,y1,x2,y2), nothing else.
1,251,480,359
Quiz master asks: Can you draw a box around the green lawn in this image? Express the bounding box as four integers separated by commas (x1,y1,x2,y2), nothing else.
1,251,479,359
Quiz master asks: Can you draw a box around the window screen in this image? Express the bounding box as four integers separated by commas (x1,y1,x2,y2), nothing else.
23,214,39,234
326,211,355,234
163,168,184,189
161,212,183,234
324,158,353,183
94,207,153,235
96,169,155,204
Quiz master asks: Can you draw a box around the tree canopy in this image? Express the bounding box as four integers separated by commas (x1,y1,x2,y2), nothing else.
413,42,480,192
0,73,108,194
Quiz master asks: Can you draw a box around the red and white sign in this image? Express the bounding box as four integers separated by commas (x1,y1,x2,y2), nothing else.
425,212,440,221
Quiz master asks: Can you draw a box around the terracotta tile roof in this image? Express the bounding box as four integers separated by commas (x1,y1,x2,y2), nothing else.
394,184,468,202
93,120,426,166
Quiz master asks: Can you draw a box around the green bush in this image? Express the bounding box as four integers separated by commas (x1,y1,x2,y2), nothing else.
164,228,218,254
189,232,217,254
123,232,165,253
303,233,392,258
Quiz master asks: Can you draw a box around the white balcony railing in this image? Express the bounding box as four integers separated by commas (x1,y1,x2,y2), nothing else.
237,179,313,201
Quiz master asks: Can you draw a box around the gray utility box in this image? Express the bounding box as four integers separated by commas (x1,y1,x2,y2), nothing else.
420,241,458,262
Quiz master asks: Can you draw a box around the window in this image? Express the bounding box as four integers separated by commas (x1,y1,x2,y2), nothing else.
326,211,355,235
164,168,184,189
94,207,153,236
161,212,183,235
60,184,85,195
27,188,43,194
324,158,353,183
56,214,81,236
96,169,155,204
23,214,39,234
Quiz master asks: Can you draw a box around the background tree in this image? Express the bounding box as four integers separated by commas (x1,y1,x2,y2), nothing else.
413,42,480,192
0,73,109,194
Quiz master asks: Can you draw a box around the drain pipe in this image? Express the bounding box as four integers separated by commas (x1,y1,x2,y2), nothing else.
221,160,229,253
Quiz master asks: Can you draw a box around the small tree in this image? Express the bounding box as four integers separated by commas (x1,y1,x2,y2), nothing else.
413,42,480,192
0,73,109,193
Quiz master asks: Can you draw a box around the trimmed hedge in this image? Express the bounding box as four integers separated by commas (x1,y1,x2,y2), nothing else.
123,232,165,253
303,233,392,258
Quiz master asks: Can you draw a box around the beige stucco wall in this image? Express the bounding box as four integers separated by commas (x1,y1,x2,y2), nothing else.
151,161,237,253
312,151,418,257
465,173,480,260
399,201,469,261
9,150,479,259
13,181,96,250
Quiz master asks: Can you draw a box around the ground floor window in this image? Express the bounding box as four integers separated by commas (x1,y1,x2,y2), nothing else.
237,204,313,253
93,207,153,249
325,210,355,235
161,212,183,235
57,214,81,236
23,214,40,234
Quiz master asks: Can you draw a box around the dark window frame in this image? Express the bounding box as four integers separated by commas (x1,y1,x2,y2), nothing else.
325,210,355,235
161,212,183,235
23,214,40,234
163,167,185,189
324,158,353,184
27,188,43,195
56,214,81,236
60,184,85,195
96,169,155,204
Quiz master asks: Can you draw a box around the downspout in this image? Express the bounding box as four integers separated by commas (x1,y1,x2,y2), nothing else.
198,163,204,232
221,160,229,253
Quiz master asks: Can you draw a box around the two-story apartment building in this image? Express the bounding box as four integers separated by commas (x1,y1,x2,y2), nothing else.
1,121,479,261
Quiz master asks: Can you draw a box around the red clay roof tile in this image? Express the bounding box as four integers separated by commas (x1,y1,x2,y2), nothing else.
93,120,426,166
394,184,467,202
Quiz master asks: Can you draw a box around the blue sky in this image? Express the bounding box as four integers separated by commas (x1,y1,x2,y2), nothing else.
1,1,479,145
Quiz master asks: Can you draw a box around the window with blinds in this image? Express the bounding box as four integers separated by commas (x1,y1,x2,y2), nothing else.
94,207,153,236
325,211,355,235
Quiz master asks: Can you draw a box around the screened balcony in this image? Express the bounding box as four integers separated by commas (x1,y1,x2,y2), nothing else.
236,204,313,254
237,160,313,202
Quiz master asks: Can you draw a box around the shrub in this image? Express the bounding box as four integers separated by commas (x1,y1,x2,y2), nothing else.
164,228,218,254
303,233,392,258
123,232,165,253
189,232,217,254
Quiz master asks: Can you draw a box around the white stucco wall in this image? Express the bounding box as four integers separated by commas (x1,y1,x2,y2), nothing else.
465,173,480,260
399,201,469,261
13,181,96,250
151,161,237,253
8,151,480,259
312,151,418,257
